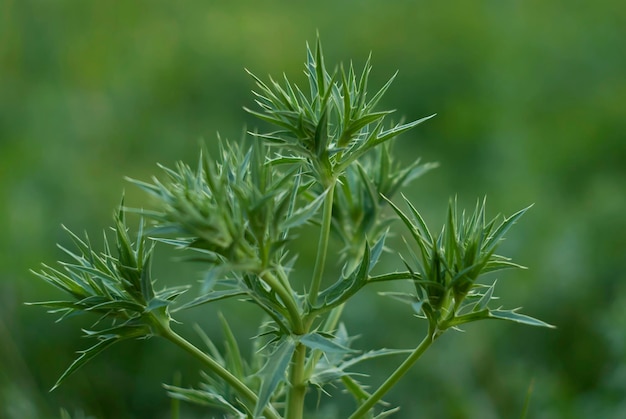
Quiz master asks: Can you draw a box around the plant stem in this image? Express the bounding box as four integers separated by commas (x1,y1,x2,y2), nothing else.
285,180,336,418
160,325,281,419
262,271,304,333
285,342,308,419
348,329,438,419
171,371,181,419
308,180,336,306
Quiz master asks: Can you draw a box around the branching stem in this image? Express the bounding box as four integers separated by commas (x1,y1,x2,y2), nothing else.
348,328,438,419
160,324,281,419
262,270,304,333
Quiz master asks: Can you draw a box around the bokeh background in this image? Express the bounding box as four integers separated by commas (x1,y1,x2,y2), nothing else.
2,1,625,418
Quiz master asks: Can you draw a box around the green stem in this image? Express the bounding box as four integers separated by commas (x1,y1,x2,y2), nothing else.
348,329,438,419
262,271,304,333
308,180,336,306
160,325,281,419
285,342,308,419
285,180,336,418
171,371,181,419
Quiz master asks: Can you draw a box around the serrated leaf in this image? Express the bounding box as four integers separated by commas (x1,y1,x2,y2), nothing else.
373,114,436,146
280,189,328,230
472,281,497,312
382,195,432,265
312,347,412,389
24,300,80,310
483,258,527,274
86,299,145,313
316,241,370,309
489,309,555,328
156,285,190,302
51,336,120,391
164,384,246,417
374,407,401,418
483,205,533,254
299,332,356,354
339,348,413,371
369,230,388,271
145,298,170,312
254,338,296,417
378,291,419,306
171,289,248,313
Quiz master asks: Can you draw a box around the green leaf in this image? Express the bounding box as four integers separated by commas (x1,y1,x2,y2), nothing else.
366,71,398,112
382,195,432,265
164,384,246,417
51,336,120,391
443,307,555,330
483,205,533,254
374,407,401,418
156,285,190,302
341,375,371,402
373,114,436,146
140,244,156,302
472,281,497,312
340,348,413,371
193,324,225,365
399,194,434,245
86,299,145,313
483,257,527,274
280,189,328,230
145,298,170,312
219,313,244,379
312,346,412,388
254,338,296,417
488,309,556,328
299,332,356,354
171,289,248,313
316,241,371,309
339,111,392,147
314,107,329,158
368,230,387,271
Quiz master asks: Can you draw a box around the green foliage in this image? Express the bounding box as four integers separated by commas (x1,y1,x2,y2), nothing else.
383,196,553,333
29,39,552,418
28,205,188,391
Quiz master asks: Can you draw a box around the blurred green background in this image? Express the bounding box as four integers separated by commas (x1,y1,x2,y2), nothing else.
2,1,625,418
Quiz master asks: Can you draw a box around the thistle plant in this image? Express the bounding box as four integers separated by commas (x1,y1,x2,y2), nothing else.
30,39,554,418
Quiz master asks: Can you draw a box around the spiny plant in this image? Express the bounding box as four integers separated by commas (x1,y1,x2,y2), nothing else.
30,38,554,418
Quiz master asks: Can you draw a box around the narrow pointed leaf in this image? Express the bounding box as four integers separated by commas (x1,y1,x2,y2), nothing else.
316,242,370,309
254,338,296,417
484,205,533,253
280,189,328,230
341,375,371,402
373,114,436,145
473,281,497,312
314,107,329,158
219,313,244,379
51,336,120,391
369,230,388,271
299,332,356,354
489,309,556,328
171,289,248,313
